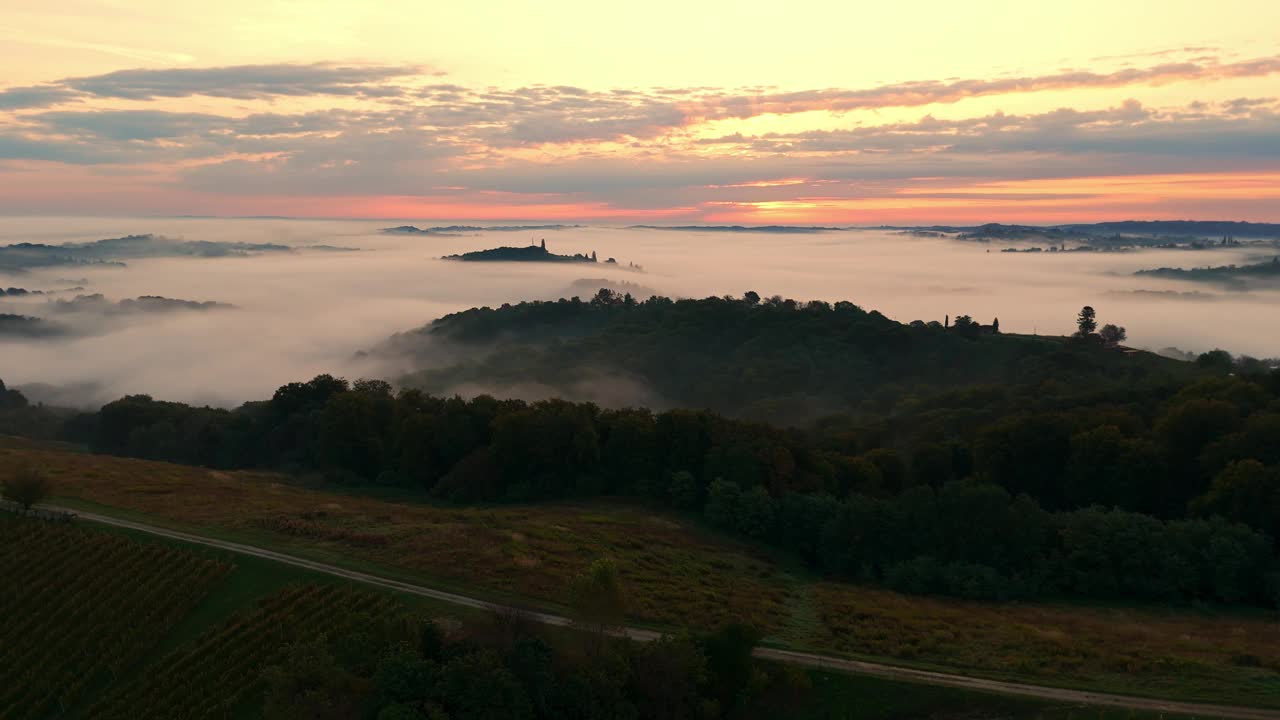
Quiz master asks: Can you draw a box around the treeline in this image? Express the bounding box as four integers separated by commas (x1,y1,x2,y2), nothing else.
383,291,1197,421
26,359,1278,607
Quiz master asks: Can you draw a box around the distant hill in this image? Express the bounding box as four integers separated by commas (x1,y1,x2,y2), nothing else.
1065,220,1280,239
47,294,237,314
1135,256,1280,289
629,225,843,233
0,234,349,273
889,221,1280,243
382,224,581,235
443,242,599,264
0,313,65,338
379,292,1188,421
561,277,659,299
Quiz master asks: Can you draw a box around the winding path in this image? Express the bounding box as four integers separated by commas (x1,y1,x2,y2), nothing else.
48,505,1280,720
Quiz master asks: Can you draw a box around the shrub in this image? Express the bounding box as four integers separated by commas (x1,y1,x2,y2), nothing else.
3,463,50,510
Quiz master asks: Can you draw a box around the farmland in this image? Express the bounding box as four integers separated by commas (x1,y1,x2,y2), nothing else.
86,584,398,720
0,515,231,719
0,510,1228,720
9,443,1280,709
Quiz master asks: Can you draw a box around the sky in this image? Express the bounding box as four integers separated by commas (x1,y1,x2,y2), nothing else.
2,0,1279,224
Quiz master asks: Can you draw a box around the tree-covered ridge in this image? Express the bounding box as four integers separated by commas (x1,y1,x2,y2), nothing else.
385,291,1191,420
1135,256,1280,289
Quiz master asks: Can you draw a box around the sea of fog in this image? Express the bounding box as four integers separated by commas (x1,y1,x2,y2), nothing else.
1,216,1277,408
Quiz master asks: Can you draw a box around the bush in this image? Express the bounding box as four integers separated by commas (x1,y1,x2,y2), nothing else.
3,463,50,510
885,557,1012,601
666,470,701,509
704,479,742,529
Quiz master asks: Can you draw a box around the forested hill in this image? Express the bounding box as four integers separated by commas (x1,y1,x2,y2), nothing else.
381,291,1191,420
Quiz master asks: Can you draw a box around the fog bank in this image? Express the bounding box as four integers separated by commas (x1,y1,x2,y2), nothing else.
1,216,1276,408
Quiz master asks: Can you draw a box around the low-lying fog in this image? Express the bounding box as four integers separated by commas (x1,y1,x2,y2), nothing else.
2,216,1277,408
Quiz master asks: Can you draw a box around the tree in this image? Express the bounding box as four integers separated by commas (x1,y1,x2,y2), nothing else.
991,317,1000,334
0,378,28,410
1076,306,1098,337
952,315,979,337
629,635,707,720
704,478,742,529
263,639,359,720
569,557,627,641
437,650,532,720
1191,460,1280,538
3,463,50,510
735,486,777,538
1099,324,1127,346
699,624,761,712
666,470,700,509
1197,349,1234,372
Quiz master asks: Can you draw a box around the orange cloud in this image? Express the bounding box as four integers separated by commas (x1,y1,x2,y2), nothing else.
701,172,1280,225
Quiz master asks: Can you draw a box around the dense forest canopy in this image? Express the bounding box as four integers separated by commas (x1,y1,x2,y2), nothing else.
4,289,1278,607
380,291,1195,421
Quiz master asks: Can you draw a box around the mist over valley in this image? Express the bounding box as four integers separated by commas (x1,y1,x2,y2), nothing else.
1,216,1277,409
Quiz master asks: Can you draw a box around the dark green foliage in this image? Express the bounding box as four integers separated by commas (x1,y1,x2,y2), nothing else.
1076,305,1098,337
628,636,707,720
699,624,762,712
263,639,360,720
1055,509,1274,604
52,359,1280,607
384,294,1189,421
1191,460,1280,542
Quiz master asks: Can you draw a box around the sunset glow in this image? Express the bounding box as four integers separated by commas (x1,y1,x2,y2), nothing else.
2,0,1278,223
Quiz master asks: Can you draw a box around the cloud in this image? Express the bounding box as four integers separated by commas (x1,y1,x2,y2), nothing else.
62,62,424,100
687,57,1280,120
181,129,461,195
33,110,230,141
5,53,1280,217
726,100,1280,160
0,85,81,109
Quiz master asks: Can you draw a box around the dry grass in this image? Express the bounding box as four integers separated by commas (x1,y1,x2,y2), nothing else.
4,447,790,634
813,582,1280,707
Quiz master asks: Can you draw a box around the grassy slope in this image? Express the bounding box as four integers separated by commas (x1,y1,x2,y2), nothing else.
8,444,1279,710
